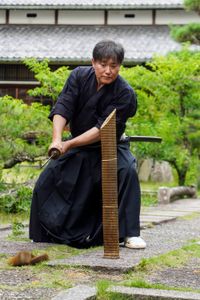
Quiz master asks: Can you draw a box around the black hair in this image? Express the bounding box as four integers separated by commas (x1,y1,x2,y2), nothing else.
92,40,124,65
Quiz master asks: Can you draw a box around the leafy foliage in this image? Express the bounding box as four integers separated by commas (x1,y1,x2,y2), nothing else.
0,95,52,166
24,58,70,101
170,0,200,44
184,0,200,12
120,48,200,185
11,221,25,236
0,186,32,213
171,23,200,45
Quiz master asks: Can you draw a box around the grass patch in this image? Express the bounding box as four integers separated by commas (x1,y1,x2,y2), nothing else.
140,181,176,191
6,221,30,241
122,240,200,293
33,244,89,261
96,280,134,299
123,279,200,294
180,212,200,221
141,194,157,207
182,242,200,258
0,212,29,225
96,279,112,300
96,280,129,300
33,266,72,289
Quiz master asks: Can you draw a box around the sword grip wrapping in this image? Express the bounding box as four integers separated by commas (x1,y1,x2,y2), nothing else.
48,147,61,159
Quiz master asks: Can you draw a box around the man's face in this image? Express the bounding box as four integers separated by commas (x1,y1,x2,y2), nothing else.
92,58,120,86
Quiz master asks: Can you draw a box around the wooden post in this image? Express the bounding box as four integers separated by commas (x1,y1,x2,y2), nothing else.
100,109,119,259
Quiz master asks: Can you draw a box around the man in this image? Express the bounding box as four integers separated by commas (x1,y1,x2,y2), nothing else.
29,40,146,249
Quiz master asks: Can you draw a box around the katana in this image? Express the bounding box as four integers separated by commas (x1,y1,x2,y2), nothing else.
41,148,61,168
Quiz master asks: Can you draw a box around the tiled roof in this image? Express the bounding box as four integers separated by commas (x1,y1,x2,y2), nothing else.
0,0,183,9
0,25,199,64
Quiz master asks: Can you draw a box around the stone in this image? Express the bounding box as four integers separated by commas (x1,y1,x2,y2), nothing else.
150,161,173,183
109,286,200,299
51,285,96,300
138,159,173,183
138,159,153,182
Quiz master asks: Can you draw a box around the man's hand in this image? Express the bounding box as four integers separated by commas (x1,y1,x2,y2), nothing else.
48,141,63,155
48,140,72,156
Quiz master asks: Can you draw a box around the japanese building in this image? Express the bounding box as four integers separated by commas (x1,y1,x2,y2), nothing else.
0,0,199,103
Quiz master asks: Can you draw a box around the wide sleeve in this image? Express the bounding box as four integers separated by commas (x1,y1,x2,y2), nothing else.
95,87,137,138
48,67,80,123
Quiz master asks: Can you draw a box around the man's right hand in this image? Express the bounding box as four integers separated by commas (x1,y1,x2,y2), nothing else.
48,141,63,156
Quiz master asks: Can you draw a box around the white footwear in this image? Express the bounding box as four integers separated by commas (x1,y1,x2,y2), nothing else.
124,236,146,249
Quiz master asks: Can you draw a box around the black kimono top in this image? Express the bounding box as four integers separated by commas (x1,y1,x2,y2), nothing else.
49,66,137,141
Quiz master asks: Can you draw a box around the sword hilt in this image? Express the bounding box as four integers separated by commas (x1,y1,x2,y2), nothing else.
48,147,61,159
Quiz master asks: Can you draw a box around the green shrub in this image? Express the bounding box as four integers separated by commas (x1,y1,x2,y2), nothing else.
11,221,25,236
0,186,32,214
0,96,52,164
170,23,200,45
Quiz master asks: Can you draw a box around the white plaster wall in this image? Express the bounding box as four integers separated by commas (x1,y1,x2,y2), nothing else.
0,10,6,24
58,10,104,25
156,10,200,24
9,10,55,24
108,10,152,25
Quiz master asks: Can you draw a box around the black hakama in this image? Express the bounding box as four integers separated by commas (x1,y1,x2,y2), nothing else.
29,142,141,248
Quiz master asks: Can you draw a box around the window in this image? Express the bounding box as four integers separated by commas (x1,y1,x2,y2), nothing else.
108,10,152,25
9,10,55,24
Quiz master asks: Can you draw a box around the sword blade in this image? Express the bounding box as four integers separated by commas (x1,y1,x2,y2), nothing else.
41,154,54,168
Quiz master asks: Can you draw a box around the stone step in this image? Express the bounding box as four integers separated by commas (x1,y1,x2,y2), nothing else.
110,286,200,300
51,285,96,300
50,284,200,300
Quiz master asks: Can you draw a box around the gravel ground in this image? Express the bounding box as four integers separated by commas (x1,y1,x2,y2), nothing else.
0,240,54,255
1,215,200,299
0,288,59,300
48,217,200,272
147,257,200,290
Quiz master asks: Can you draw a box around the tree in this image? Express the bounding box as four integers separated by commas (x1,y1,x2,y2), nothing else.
24,58,70,101
170,0,200,45
0,96,52,168
184,0,200,12
23,51,200,186
0,59,70,173
120,48,200,186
